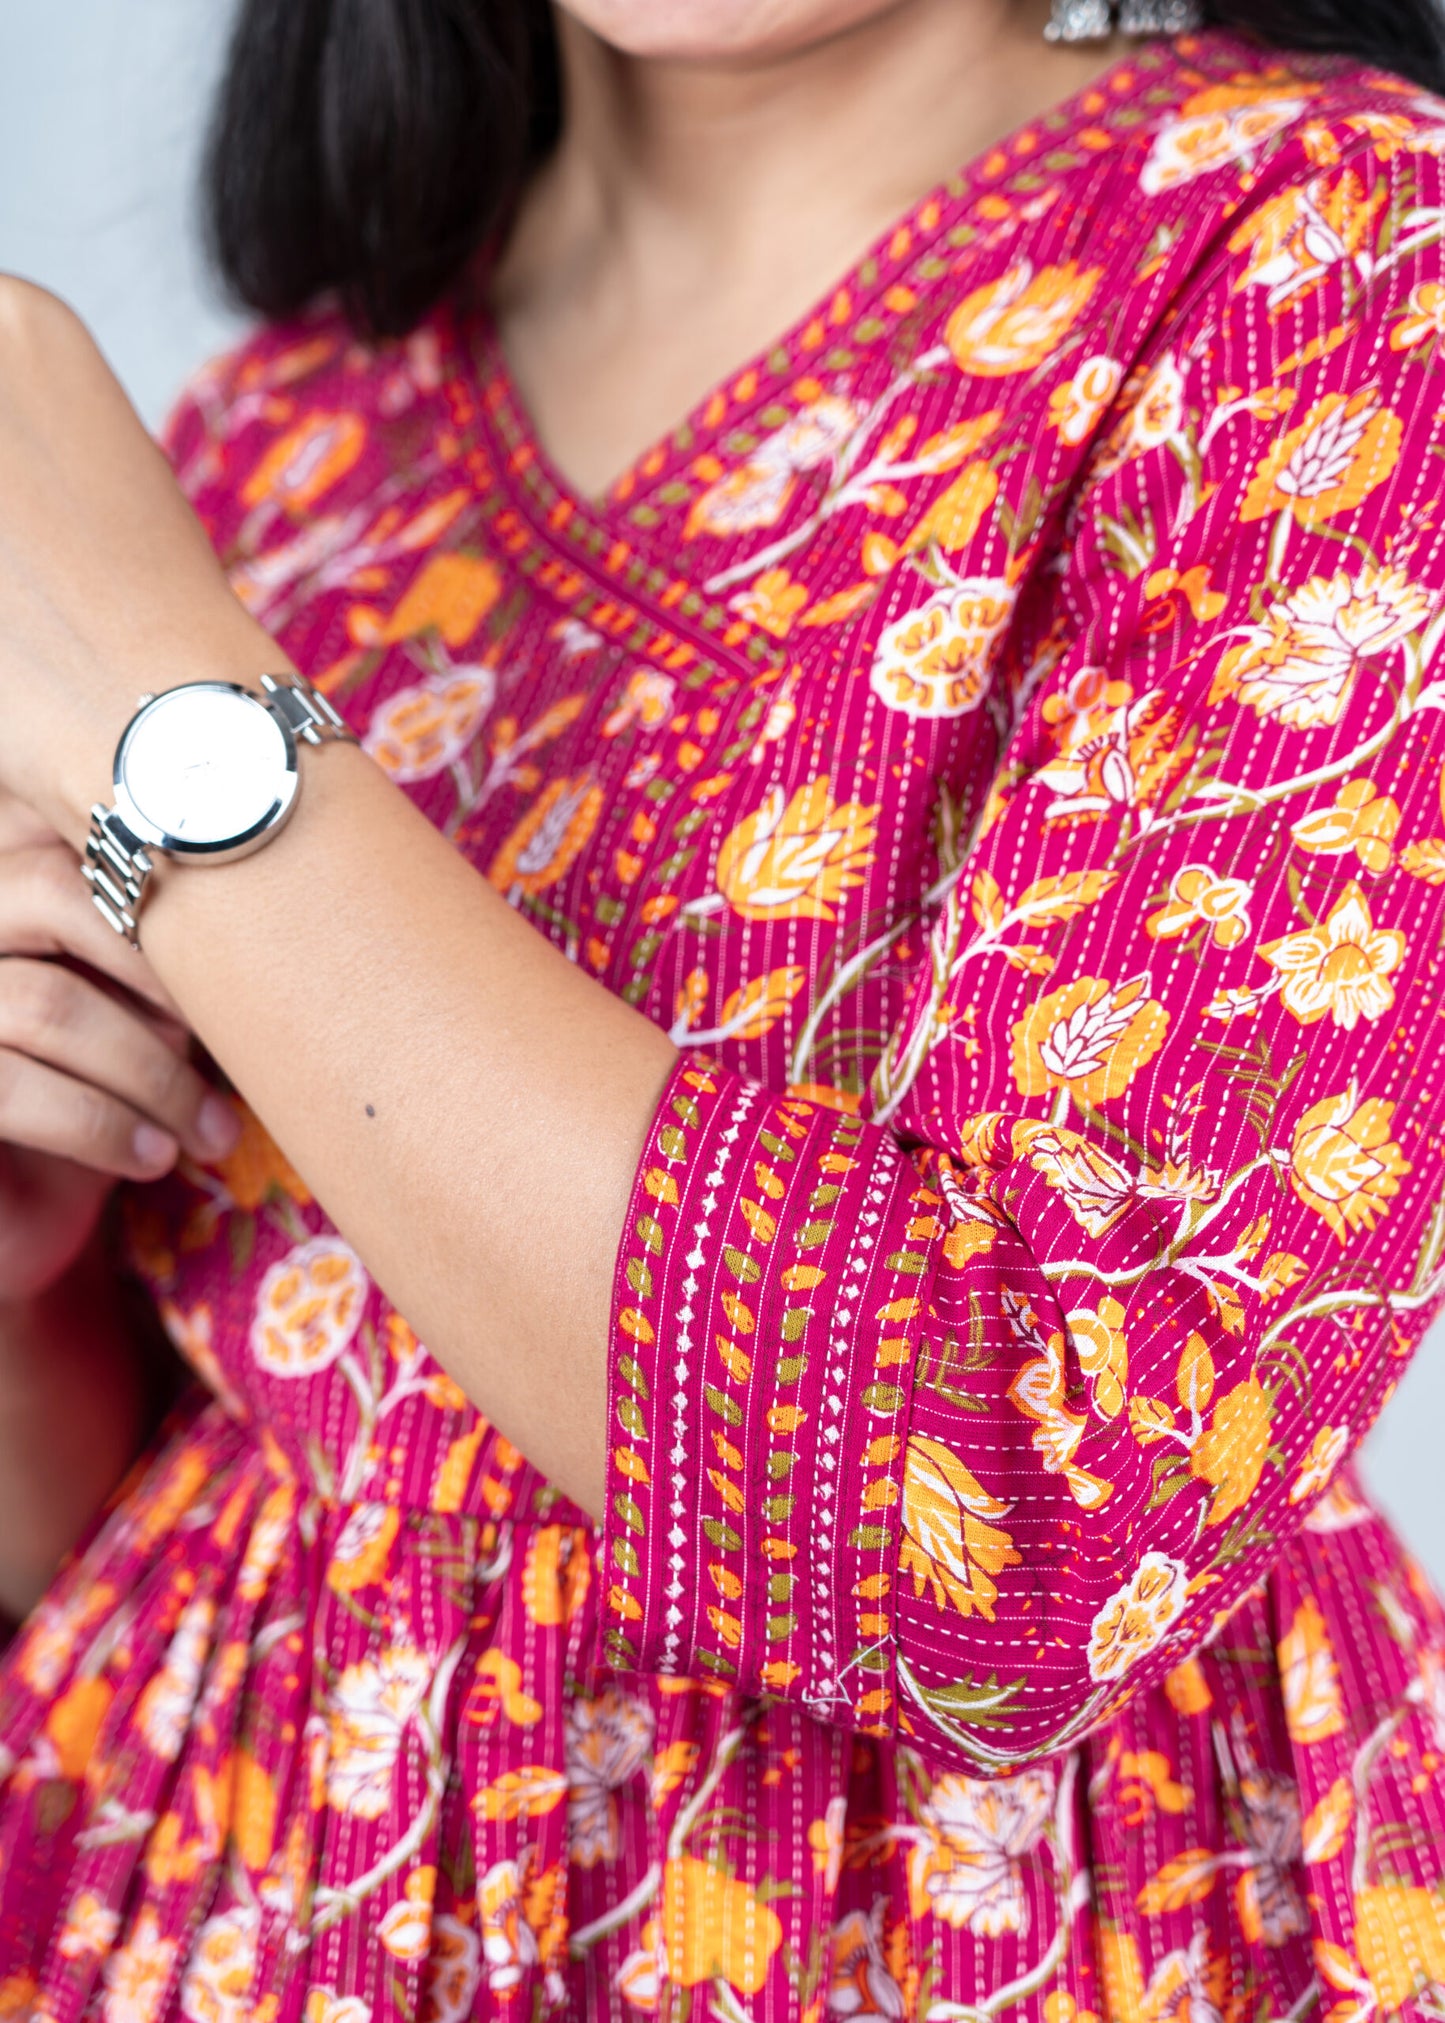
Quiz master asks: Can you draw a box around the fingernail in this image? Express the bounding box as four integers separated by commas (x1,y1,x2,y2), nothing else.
133,1122,179,1171
195,1093,242,1158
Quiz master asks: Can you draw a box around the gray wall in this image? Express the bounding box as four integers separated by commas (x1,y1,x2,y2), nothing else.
4,1,1443,1586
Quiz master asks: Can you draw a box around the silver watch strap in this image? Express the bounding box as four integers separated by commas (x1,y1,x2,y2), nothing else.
84,673,359,951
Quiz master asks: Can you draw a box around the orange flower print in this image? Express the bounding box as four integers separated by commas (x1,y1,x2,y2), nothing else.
1355,1886,1445,2012
1139,83,1318,194
1190,1376,1273,1526
683,394,859,540
378,1869,436,1961
601,667,676,738
488,773,605,898
422,1914,482,2023
660,1855,785,1995
729,566,809,637
1240,389,1402,525
1289,1424,1350,1504
349,551,503,649
871,580,1014,720
1048,354,1124,447
1086,1552,1190,1682
136,1594,216,1762
209,1101,311,1211
1292,777,1399,871
1212,566,1429,728
904,462,1000,554
55,1892,120,1963
1120,351,1185,456
1289,1085,1409,1242
478,1855,545,1997
1278,1596,1346,1743
1145,865,1253,948
1228,171,1385,308
906,1770,1054,1934
1010,974,1169,1106
1258,881,1405,1029
240,411,366,513
363,668,497,782
1390,278,1445,351
1068,1296,1130,1420
178,1904,260,2023
714,777,879,921
944,260,1102,376
825,1905,907,2018
564,1687,655,1867
251,1236,367,1379
898,1435,1023,1621
1035,668,1182,819
326,1503,401,1594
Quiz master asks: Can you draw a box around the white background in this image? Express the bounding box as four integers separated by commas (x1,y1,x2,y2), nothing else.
4,0,1442,1584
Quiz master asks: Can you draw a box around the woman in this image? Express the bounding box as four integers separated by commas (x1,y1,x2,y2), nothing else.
3,0,1445,2012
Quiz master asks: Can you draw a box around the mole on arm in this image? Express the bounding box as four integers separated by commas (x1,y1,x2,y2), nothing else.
365,1104,375,1118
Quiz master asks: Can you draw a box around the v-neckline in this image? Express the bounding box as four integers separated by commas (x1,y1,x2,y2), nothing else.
451,27,1214,549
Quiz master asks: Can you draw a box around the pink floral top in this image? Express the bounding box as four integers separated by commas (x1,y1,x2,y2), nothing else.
6,25,1445,2022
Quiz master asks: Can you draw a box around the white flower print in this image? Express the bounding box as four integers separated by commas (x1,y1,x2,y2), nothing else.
566,1686,656,1867
136,1595,217,1763
324,1643,434,1819
251,1236,368,1379
421,1913,482,2023
179,1903,260,2023
907,1769,1055,1936
826,1900,907,2017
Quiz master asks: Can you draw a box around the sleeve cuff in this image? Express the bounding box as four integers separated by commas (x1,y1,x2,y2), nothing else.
598,1052,940,1733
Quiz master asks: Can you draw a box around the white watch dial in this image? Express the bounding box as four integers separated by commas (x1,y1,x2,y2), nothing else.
116,684,295,852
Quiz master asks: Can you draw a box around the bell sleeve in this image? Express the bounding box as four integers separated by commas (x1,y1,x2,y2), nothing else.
595,133,1445,1774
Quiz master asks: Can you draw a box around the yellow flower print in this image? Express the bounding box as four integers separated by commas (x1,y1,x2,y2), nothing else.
1290,1084,1408,1242
898,1435,1023,1621
904,462,1000,553
728,566,808,637
1068,1296,1130,1419
1145,865,1253,948
1121,352,1186,455
1048,354,1123,447
240,411,366,513
869,580,1015,720
488,773,605,898
1212,566,1429,729
378,1869,436,1961
659,1855,784,1995
1391,278,1445,350
1190,1376,1273,1526
1087,1552,1190,1683
1291,777,1400,871
251,1236,367,1379
98,1906,182,2023
363,668,497,783
1010,974,1169,1106
714,777,879,921
1006,1325,1114,1509
349,551,503,650
906,1769,1055,1934
1139,83,1319,195
944,260,1102,376
1354,1885,1445,2011
178,1905,260,2023
327,1503,401,1594
1035,667,1183,819
1240,388,1403,525
1289,1424,1350,1504
1228,170,1385,308
1259,881,1405,1029
1278,1596,1346,1743
56,1891,121,1962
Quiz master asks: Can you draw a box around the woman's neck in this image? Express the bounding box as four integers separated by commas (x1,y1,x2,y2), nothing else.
487,0,1135,501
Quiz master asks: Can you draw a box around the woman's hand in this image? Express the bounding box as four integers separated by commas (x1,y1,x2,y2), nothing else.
0,789,241,1304
0,276,278,846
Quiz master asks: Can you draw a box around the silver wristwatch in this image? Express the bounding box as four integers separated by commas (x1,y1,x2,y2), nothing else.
84,672,359,949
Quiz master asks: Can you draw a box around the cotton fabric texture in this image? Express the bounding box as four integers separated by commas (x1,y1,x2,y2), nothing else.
6,26,1445,2021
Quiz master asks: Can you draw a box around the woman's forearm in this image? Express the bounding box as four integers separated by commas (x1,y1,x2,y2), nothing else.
0,1227,157,1623
48,663,679,1523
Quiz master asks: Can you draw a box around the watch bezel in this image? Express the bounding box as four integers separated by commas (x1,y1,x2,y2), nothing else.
112,680,300,863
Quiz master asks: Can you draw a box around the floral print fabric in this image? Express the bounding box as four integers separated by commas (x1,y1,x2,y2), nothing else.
5,25,1445,2022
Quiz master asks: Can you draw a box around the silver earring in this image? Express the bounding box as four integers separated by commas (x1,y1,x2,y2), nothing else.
1044,0,1114,40
1045,0,1204,39
1116,0,1204,30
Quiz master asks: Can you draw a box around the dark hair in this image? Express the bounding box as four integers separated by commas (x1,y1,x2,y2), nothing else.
202,0,1445,341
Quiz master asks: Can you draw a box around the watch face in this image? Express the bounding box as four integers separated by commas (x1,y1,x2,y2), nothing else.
115,683,296,855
